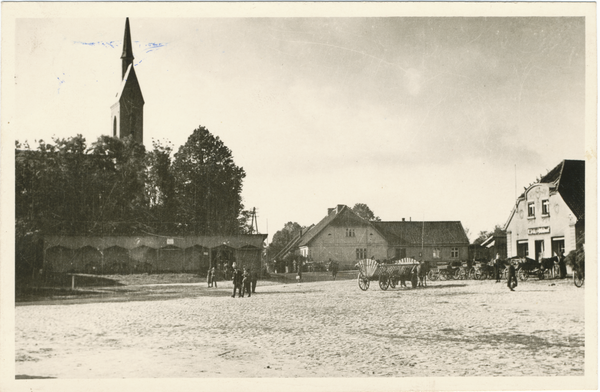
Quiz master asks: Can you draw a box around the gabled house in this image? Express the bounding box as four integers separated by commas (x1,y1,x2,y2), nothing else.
504,160,585,260
372,221,469,266
280,204,469,269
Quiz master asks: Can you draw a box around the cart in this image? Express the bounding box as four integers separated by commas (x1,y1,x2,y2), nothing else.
356,258,420,291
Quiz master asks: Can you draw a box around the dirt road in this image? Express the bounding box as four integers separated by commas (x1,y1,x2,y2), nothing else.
15,277,585,380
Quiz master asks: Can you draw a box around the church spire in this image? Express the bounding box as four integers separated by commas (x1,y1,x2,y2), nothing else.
120,18,134,78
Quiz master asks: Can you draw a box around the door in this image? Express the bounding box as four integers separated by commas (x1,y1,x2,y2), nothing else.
551,238,565,257
535,240,545,261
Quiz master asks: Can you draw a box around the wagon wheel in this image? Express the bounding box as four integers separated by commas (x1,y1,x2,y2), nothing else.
454,269,465,280
358,273,370,291
473,269,482,280
518,269,529,281
542,268,551,280
438,270,447,281
389,275,397,289
428,270,439,281
379,272,390,291
573,270,584,288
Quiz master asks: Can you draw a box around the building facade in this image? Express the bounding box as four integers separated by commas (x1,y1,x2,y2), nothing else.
44,234,267,274
279,205,469,269
504,160,585,260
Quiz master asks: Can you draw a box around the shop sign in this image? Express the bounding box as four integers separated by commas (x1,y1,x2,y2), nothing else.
528,226,550,235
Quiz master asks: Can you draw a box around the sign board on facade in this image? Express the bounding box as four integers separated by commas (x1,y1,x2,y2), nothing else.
528,226,550,235
167,238,174,245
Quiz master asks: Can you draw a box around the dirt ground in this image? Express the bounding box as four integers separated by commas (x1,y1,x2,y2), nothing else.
13,275,587,385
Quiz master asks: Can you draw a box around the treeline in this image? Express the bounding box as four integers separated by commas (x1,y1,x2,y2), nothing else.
16,126,252,240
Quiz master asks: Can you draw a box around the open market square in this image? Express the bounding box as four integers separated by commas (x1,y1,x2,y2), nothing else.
14,275,587,380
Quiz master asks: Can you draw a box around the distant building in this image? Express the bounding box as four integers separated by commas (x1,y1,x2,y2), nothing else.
110,18,144,145
276,204,469,269
44,234,267,274
480,233,507,260
504,160,585,260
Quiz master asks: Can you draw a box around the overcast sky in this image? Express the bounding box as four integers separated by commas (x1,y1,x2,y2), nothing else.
14,16,587,241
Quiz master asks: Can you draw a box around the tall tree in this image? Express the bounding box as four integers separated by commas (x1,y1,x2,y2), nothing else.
352,203,381,221
171,126,246,235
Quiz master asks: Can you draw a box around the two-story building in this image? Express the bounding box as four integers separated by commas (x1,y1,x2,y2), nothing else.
279,204,469,269
504,160,585,260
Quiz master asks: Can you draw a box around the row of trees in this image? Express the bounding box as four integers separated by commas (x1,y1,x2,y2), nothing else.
16,126,252,239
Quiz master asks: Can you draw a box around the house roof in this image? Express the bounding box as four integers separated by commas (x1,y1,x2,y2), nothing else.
272,224,314,260
298,205,369,247
371,221,470,246
504,160,585,229
551,160,585,220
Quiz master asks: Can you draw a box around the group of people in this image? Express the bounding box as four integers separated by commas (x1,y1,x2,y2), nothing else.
205,263,258,298
231,263,257,298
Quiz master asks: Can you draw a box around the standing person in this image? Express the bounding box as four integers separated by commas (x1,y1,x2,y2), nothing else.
250,267,258,293
231,263,243,298
557,250,567,279
297,260,303,281
507,261,518,291
207,267,217,288
494,253,502,283
241,267,251,297
331,260,339,281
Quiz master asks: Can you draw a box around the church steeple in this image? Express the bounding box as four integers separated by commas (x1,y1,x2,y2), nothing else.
111,17,144,146
121,18,134,78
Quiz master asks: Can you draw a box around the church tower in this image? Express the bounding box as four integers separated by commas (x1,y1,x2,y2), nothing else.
111,18,144,145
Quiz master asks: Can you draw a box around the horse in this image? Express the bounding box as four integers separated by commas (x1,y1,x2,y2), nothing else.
540,257,559,279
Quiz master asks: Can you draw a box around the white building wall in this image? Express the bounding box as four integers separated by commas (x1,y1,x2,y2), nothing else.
506,183,578,258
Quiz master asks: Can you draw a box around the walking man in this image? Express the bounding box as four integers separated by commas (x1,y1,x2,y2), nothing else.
207,267,217,288
231,263,243,298
507,261,518,291
250,267,258,293
241,267,251,297
494,253,502,283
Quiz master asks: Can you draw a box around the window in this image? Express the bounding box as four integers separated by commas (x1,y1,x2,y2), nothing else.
517,241,529,257
346,228,355,237
356,248,367,259
113,117,117,137
542,199,550,216
450,248,459,258
528,202,535,218
395,248,406,260
433,248,441,258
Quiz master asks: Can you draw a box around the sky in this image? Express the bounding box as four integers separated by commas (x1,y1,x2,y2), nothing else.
12,16,588,242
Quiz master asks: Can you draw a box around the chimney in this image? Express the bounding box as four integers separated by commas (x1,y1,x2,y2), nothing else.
402,218,405,222
328,208,335,215
337,204,344,213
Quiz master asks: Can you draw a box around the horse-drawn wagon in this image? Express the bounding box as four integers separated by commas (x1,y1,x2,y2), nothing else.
356,258,420,291
513,256,553,281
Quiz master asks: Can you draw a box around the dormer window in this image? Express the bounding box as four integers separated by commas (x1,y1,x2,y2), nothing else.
528,202,535,218
542,199,550,216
